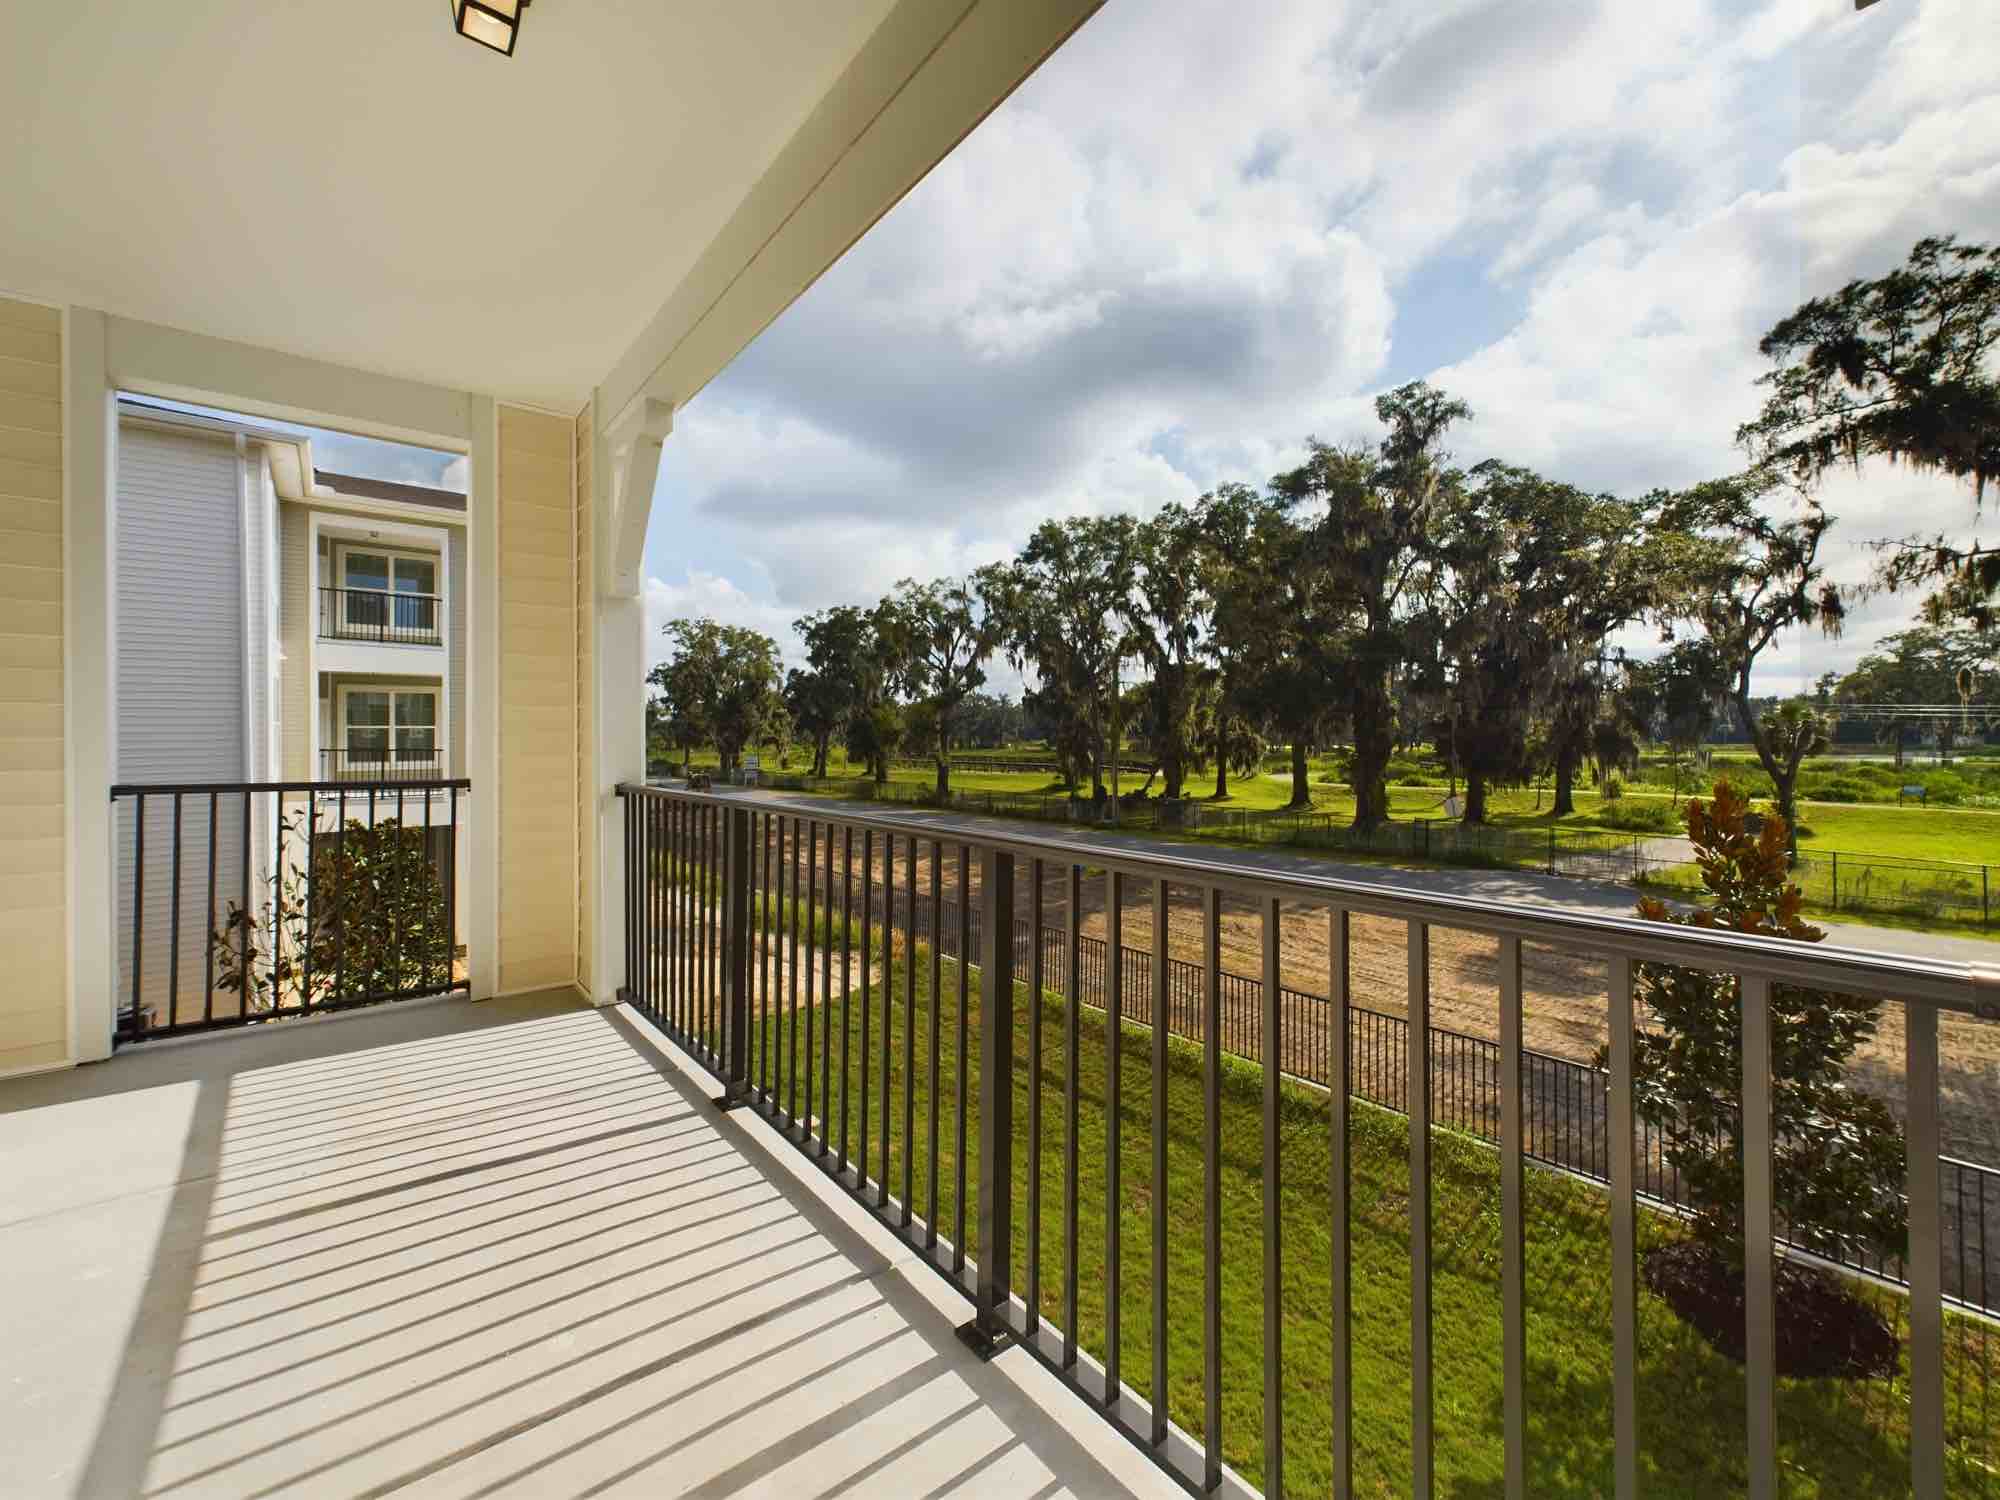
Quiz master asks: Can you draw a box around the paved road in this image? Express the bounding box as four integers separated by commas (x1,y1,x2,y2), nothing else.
708,784,1998,968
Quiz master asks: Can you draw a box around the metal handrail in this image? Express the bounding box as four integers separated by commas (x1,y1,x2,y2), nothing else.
621,784,1994,1015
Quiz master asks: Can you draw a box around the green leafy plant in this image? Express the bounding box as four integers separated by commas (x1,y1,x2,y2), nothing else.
1630,781,1906,1268
211,807,453,1011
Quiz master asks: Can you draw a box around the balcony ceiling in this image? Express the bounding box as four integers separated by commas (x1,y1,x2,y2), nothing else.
0,0,900,411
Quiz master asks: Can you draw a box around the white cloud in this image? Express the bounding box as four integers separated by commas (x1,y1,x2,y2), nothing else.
643,0,1999,697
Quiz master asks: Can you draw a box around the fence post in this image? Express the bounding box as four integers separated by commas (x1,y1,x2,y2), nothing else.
961,844,1016,1358
1423,821,1431,861
718,804,752,1108
1831,851,1839,912
1547,825,1556,876
1985,865,1990,927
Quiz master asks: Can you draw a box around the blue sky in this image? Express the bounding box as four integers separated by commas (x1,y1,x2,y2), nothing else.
638,0,1998,696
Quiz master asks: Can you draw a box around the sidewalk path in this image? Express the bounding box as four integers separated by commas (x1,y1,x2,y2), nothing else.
714,786,1999,968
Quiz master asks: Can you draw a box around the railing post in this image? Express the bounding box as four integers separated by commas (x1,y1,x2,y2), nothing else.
960,844,1015,1358
718,803,752,1107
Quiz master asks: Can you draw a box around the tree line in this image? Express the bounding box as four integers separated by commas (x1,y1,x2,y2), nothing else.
648,236,1998,848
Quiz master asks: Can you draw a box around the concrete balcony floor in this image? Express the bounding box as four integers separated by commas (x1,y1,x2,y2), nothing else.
1,991,1177,1499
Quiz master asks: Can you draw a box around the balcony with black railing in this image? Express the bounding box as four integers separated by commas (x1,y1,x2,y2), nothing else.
320,746,446,782
318,585,443,646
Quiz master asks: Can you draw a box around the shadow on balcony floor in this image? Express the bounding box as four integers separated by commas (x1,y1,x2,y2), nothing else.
0,991,1174,1499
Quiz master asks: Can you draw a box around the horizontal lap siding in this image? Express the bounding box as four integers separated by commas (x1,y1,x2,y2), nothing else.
497,406,577,995
114,424,247,1028
0,297,65,1072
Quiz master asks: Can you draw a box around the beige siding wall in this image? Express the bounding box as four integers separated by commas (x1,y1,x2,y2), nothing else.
497,405,577,994
573,404,594,993
0,297,66,1073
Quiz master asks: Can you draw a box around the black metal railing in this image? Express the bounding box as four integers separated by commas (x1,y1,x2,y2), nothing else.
111,778,469,1041
320,747,446,782
618,785,1991,1500
318,585,443,646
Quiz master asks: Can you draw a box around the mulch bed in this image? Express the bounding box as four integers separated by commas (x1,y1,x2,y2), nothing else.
1644,1241,1900,1379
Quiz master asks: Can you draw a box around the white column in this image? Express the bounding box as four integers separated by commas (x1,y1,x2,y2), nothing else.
589,394,670,1008
64,308,116,1062
592,591,643,1004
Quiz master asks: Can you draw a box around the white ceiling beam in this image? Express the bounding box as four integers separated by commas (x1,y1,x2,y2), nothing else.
596,0,1102,436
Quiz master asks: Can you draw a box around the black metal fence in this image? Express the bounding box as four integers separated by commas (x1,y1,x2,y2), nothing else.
317,585,444,646
319,747,448,782
110,778,469,1041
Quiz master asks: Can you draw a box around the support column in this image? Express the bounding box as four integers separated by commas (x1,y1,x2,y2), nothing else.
465,396,500,1000
64,306,115,1063
590,393,671,1009
592,589,644,1005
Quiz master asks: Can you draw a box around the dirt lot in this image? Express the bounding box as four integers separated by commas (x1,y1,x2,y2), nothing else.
728,821,2000,1162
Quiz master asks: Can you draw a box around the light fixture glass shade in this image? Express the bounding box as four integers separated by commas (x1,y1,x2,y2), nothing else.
452,0,526,56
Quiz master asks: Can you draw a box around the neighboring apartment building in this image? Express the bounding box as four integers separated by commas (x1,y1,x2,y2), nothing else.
114,399,468,1024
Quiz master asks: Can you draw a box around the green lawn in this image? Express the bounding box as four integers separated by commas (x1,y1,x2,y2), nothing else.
663,750,1999,940
709,934,1997,1499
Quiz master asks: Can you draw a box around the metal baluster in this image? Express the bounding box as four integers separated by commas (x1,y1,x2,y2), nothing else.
1065,860,1082,1370
903,832,916,1228
1741,974,1776,1500
1331,908,1354,1499
447,786,459,990
1907,999,1945,1500
1028,857,1045,1336
203,791,218,1026
956,843,970,1269
860,830,873,1189
240,791,252,1015
840,825,853,1167
761,812,773,1101
1498,934,1524,1500
1265,897,1285,1499
167,793,183,1026
130,794,146,1034
1409,920,1432,1500
804,821,817,1132
821,823,834,1155
1107,870,1124,1402
1203,885,1225,1492
929,841,943,1248
1151,876,1170,1446
1608,956,1637,1500
880,833,894,1209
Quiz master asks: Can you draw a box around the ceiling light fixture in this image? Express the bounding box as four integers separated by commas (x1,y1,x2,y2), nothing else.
451,0,531,56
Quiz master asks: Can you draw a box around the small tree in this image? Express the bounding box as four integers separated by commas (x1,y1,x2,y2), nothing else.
1626,782,1905,1307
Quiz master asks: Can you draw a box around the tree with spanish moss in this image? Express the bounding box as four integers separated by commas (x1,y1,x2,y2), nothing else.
1741,234,2000,629
878,576,1003,799
1275,382,1469,828
1658,474,1844,854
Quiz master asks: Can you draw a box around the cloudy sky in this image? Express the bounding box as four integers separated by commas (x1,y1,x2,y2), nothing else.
641,0,1999,697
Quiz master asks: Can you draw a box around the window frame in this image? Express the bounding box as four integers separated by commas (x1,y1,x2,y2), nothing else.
335,683,442,772
334,543,443,640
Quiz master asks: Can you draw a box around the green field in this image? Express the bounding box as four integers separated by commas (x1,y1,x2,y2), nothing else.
704,936,1998,1498
660,748,1999,939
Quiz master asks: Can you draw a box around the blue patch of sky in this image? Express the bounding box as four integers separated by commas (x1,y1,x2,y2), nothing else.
1378,253,1532,387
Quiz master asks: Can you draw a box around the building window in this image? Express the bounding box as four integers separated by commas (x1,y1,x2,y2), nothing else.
337,686,439,773
336,545,440,638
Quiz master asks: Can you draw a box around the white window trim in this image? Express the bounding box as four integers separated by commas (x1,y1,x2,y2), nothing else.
334,683,443,775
